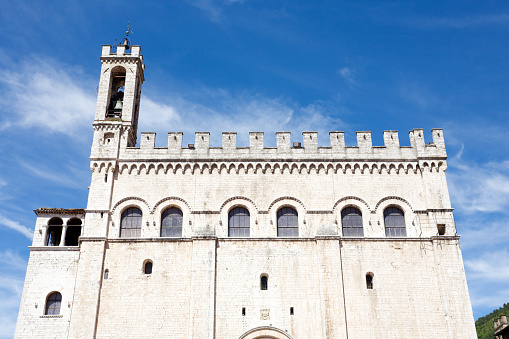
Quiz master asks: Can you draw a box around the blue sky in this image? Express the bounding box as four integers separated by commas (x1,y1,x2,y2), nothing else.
1,0,509,336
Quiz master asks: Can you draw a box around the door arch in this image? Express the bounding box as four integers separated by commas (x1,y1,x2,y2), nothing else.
239,326,294,339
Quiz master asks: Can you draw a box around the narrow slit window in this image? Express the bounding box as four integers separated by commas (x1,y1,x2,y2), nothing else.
104,269,109,280
144,261,153,274
242,307,246,316
261,275,268,290
290,307,294,315
366,273,374,289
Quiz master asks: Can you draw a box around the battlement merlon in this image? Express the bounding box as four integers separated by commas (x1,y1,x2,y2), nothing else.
91,128,447,162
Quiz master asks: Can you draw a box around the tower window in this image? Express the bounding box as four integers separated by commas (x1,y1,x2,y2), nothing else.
104,269,109,280
46,218,63,246
437,224,446,236
260,275,268,290
228,207,250,237
161,207,183,237
384,207,406,237
120,207,142,238
290,307,294,315
277,207,298,237
341,207,363,237
242,307,246,316
45,292,62,315
65,218,82,246
106,66,126,118
366,273,374,289
144,261,153,274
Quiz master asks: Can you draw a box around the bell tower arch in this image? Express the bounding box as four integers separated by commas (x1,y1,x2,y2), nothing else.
94,38,144,147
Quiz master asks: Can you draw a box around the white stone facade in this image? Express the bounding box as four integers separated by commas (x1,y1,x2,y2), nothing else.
15,43,477,338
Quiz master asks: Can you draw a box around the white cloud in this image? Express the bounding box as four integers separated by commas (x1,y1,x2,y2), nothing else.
0,250,28,272
139,90,345,147
18,160,84,190
0,214,33,240
0,275,25,338
0,57,96,137
448,149,509,214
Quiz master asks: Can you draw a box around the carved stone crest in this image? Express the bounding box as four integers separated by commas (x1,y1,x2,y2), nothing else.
260,308,270,320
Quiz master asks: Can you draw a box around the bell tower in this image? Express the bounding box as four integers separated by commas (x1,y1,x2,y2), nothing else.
93,33,144,148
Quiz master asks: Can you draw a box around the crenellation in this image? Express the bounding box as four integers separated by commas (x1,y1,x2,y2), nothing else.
140,132,156,149
195,132,210,151
222,132,237,150
356,131,372,152
383,130,400,148
249,132,264,151
276,132,291,152
168,132,183,151
302,132,318,152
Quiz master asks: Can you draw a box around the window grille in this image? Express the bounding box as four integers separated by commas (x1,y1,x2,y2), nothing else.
120,207,142,238
341,207,363,237
161,207,183,237
228,207,250,237
277,207,298,237
45,292,62,315
384,207,406,237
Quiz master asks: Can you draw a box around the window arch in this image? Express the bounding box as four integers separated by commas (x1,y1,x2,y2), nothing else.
277,207,298,237
65,218,82,246
161,207,183,237
384,207,406,237
228,207,250,237
46,218,63,246
341,207,363,237
45,292,62,315
260,274,268,290
120,207,142,238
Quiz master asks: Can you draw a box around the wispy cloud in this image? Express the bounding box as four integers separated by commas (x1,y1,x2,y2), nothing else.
0,214,33,240
18,160,84,190
140,89,345,147
448,148,509,214
0,275,25,338
0,57,96,137
186,0,245,22
338,67,358,88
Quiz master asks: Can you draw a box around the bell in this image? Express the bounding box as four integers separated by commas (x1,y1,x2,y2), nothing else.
113,99,123,110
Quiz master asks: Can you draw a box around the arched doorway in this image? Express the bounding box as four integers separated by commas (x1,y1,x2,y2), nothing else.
239,326,294,339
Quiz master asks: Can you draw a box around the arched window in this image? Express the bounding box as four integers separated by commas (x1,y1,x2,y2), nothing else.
228,207,250,237
46,218,63,246
144,261,153,274
161,207,183,237
277,207,298,237
366,273,374,289
260,275,268,290
120,207,142,238
45,292,62,315
65,218,82,246
341,207,363,237
384,207,406,237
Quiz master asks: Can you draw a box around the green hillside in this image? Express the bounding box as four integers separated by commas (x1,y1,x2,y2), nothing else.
476,302,509,339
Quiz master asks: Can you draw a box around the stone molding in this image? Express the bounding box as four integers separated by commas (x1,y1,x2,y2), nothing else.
92,160,446,175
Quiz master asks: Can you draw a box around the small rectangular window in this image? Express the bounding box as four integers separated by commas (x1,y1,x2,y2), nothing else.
104,269,109,280
242,307,246,316
290,307,294,315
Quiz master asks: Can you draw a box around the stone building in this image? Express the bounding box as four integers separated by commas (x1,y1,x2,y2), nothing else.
495,315,509,339
14,41,477,338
